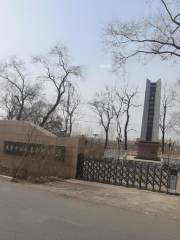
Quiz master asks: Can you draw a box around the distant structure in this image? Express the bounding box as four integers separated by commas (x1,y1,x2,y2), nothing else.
137,79,161,160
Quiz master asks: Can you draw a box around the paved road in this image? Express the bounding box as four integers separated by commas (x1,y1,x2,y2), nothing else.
0,180,179,240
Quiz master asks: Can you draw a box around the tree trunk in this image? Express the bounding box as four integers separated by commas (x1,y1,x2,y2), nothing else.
16,100,24,120
40,88,65,127
116,120,122,157
64,118,69,134
162,130,165,154
124,108,130,151
161,104,167,154
104,129,109,149
69,113,73,136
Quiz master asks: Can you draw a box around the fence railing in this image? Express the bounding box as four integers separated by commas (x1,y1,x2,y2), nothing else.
76,156,178,194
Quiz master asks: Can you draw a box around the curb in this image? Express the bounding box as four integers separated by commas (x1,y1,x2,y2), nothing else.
0,175,13,182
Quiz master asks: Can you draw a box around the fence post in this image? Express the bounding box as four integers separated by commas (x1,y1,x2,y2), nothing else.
139,163,142,189
168,168,178,194
132,161,136,187
159,168,162,192
103,159,106,183
76,154,84,179
114,161,118,185
152,165,156,191
145,164,149,189
126,161,130,187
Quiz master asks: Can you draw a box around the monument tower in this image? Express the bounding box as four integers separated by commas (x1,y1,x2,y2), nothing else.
137,79,161,160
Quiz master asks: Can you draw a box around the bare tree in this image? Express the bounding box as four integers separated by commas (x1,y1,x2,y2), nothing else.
33,43,81,128
171,111,180,135
104,0,180,69
89,87,114,149
43,112,63,135
159,82,175,153
60,82,80,136
122,88,139,151
0,57,40,120
1,92,19,120
22,100,47,125
167,79,180,135
112,88,124,156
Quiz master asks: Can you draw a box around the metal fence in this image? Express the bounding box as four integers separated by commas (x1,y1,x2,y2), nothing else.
76,156,178,194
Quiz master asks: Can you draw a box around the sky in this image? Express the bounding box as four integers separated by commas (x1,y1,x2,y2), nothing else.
0,0,180,139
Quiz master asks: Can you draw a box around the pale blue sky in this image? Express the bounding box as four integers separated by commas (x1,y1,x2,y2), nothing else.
0,0,149,57
0,0,179,138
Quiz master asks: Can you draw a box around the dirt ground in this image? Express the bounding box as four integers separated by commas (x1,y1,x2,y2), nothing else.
26,179,180,221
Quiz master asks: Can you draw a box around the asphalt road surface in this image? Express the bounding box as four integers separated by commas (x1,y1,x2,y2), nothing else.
0,180,180,240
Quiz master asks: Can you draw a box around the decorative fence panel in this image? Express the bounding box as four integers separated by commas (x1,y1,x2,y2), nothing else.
76,157,178,194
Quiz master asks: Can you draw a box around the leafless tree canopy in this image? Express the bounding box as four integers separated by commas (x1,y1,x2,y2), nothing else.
33,43,81,127
168,80,180,135
0,43,81,136
60,82,80,136
121,87,139,151
159,82,176,153
104,0,180,68
89,86,139,151
0,57,41,120
89,87,114,149
112,88,124,153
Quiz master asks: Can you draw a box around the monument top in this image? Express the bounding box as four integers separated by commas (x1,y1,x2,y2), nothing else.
140,79,161,142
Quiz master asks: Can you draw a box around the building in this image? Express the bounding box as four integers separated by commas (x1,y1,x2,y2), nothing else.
137,79,161,160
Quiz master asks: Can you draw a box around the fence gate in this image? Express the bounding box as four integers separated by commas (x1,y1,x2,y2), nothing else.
76,156,178,194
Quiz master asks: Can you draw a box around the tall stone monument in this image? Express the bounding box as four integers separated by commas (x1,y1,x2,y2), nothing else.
137,79,161,160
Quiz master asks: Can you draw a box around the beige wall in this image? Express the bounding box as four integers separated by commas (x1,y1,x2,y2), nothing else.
78,138,104,159
0,120,79,178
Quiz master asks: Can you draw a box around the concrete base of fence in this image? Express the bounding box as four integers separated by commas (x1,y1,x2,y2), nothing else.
0,175,13,182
